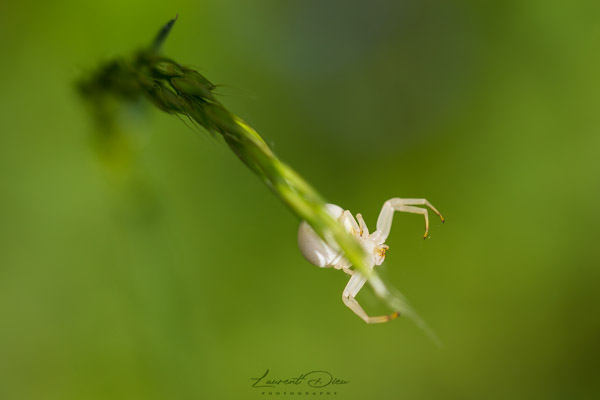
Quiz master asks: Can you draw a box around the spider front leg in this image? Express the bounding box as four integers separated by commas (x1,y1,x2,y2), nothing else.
372,198,444,242
342,273,400,324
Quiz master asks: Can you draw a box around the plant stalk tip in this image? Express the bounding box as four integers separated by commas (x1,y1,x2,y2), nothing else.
152,15,179,52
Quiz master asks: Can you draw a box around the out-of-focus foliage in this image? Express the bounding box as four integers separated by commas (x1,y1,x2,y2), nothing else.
0,1,599,399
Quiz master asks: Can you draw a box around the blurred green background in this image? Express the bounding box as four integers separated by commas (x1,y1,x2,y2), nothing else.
1,0,599,399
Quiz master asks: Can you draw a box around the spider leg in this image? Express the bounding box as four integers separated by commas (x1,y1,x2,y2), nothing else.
333,258,353,274
355,213,369,237
372,198,444,243
339,210,360,235
342,273,400,324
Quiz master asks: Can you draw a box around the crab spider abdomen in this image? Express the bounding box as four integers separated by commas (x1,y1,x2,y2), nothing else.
297,204,345,268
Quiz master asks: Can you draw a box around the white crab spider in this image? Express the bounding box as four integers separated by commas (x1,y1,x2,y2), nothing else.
298,198,444,324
